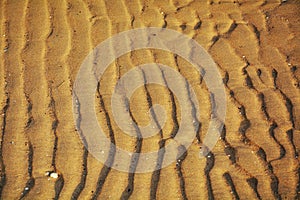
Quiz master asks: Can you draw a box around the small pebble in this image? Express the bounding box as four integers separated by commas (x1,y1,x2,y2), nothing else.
45,171,51,176
50,172,59,179
45,171,59,179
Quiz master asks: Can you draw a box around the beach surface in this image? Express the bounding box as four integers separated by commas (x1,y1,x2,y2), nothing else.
0,0,299,199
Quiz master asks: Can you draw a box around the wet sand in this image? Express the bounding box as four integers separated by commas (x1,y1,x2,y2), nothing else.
0,0,299,199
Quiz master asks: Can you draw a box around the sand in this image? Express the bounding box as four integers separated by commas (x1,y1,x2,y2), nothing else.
0,0,299,199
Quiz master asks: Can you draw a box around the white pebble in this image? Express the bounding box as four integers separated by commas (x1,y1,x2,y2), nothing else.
50,172,59,179
45,171,59,179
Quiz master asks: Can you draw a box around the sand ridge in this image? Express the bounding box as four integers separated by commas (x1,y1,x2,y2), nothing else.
0,0,299,199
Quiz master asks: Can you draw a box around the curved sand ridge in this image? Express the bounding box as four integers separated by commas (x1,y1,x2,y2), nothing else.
0,0,299,199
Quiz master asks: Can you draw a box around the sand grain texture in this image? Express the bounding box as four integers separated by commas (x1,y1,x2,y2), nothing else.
0,0,299,199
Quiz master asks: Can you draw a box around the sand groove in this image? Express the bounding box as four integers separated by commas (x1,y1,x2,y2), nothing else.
1,0,31,199
0,0,299,199
0,0,8,195
19,0,57,198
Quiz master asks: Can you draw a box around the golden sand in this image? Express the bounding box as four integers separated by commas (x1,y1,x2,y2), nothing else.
0,0,299,199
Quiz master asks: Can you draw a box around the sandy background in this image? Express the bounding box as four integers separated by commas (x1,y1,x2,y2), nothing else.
0,0,299,199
